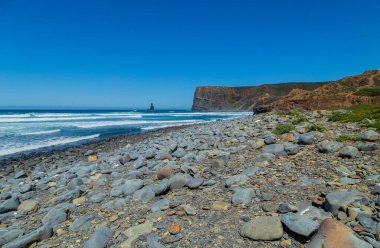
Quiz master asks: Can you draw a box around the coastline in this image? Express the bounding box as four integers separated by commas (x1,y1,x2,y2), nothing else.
0,120,215,168
0,111,379,247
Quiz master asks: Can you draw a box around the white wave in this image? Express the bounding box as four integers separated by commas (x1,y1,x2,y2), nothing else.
21,129,61,136
141,122,201,130
141,112,252,117
0,114,143,123
0,134,100,156
71,119,203,128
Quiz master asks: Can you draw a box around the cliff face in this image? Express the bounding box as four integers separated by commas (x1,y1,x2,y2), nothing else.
191,70,380,112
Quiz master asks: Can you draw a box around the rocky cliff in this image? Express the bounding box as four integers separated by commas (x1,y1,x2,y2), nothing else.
192,70,380,112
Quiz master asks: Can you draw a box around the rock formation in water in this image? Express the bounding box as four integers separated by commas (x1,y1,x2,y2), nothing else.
192,69,380,112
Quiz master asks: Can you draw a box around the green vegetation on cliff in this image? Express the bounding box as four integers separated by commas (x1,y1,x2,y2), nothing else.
328,105,380,130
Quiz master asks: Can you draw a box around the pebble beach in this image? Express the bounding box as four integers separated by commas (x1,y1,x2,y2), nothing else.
1,110,380,248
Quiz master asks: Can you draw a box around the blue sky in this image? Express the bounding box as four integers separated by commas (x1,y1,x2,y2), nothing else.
0,0,379,109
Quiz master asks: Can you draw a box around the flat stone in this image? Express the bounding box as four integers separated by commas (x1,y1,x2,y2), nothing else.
241,216,283,241
101,199,128,211
254,153,275,162
69,214,97,232
325,191,368,215
225,174,249,188
147,234,167,248
17,200,38,212
317,140,344,153
262,144,285,155
2,226,52,248
90,193,106,203
122,222,153,248
169,173,192,190
211,201,231,211
14,170,26,179
133,187,155,202
84,227,114,248
123,179,144,196
339,146,359,158
232,188,254,205
184,205,197,216
307,218,372,248
281,214,319,237
0,228,23,246
186,177,204,189
0,197,20,214
42,208,67,228
357,142,378,151
151,199,170,212
361,130,379,141
339,177,360,185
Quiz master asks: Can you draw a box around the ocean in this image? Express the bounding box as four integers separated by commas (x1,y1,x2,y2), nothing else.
0,110,251,158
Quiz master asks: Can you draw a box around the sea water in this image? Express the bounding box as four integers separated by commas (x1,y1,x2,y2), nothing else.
0,110,251,158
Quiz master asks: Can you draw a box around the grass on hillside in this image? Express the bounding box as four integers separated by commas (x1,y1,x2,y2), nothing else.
354,88,380,97
335,135,361,142
328,105,380,130
292,117,309,125
273,124,294,135
306,124,327,132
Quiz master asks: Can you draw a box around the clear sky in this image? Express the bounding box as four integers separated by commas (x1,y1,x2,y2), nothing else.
0,0,379,109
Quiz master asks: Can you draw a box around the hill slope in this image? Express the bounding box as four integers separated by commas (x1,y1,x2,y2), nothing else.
192,70,380,112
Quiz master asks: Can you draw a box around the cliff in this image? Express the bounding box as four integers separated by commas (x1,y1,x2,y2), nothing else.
191,70,380,112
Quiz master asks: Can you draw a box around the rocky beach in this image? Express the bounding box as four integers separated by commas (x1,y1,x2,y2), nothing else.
1,109,380,248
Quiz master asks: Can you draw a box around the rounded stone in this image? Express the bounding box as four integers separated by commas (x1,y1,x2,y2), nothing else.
241,216,283,241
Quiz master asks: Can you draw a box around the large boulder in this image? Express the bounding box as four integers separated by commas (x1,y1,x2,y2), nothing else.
307,218,372,248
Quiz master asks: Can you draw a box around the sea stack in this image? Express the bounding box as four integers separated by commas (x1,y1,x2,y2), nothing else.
149,103,155,112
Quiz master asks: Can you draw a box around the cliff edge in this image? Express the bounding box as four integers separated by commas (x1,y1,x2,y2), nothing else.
191,70,380,112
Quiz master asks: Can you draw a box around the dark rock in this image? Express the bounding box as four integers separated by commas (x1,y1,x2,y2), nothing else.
232,188,254,205
284,143,300,155
84,227,114,248
339,146,359,158
281,214,319,237
42,208,67,228
262,144,285,155
2,226,52,248
69,214,97,232
357,142,378,151
298,133,314,145
0,228,23,246
186,177,204,189
325,191,368,215
317,140,344,153
0,197,20,214
361,130,379,141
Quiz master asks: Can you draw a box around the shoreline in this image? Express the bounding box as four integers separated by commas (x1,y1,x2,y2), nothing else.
0,111,379,247
0,119,229,169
